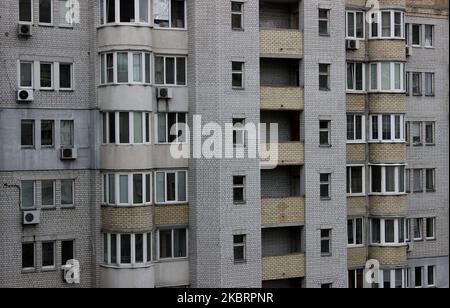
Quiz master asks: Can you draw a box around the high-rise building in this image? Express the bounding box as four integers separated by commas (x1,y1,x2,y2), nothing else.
0,0,448,288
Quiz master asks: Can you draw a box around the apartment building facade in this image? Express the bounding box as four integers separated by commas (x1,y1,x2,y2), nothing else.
0,0,447,288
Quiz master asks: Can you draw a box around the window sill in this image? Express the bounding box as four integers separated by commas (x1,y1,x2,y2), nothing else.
413,239,424,242
58,25,74,29
319,88,331,92
348,244,364,249
22,268,36,274
39,89,55,92
101,263,154,269
346,90,366,94
61,205,76,209
319,145,332,148
154,27,188,32
347,193,366,198
426,189,436,193
59,89,74,92
232,28,245,32
425,237,436,242
233,201,247,205
21,147,36,150
42,267,57,272
234,260,247,265
101,204,152,208
97,23,152,29
369,243,408,247
320,197,332,201
38,23,54,28
41,206,57,210
346,140,366,144
321,253,332,258
232,87,246,91
157,257,189,263
319,33,331,37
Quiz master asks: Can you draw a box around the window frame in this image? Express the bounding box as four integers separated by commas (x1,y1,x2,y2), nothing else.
425,217,436,240
154,55,187,86
425,168,436,192
412,24,422,47
319,120,331,146
319,63,330,91
377,268,407,288
346,165,365,196
232,175,246,205
369,10,404,39
369,164,406,195
370,218,406,246
41,241,56,269
103,233,153,266
21,180,36,209
100,0,152,26
232,61,245,89
369,114,405,143
59,62,74,91
427,266,436,287
102,111,151,145
19,61,34,89
40,120,55,148
320,229,332,256
154,170,188,204
19,0,34,23
424,24,434,48
157,228,188,260
60,179,75,207
347,218,364,247
61,239,75,265
231,1,244,31
348,268,364,288
320,173,331,200
22,242,36,270
41,180,56,208
347,114,366,143
425,72,435,96
346,62,365,92
233,234,246,263
153,0,187,30
38,0,53,25
413,218,424,241
346,10,365,39
39,62,54,90
412,72,422,96
100,52,152,85
21,119,35,148
369,62,405,93
318,9,330,36
415,266,424,288
156,112,187,144
103,172,152,206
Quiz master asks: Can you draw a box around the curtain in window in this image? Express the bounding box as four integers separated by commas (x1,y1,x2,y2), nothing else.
60,120,74,147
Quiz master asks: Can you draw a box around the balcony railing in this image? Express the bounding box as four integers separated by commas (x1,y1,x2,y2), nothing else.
262,253,306,281
261,196,305,226
260,86,304,111
260,29,303,57
261,142,304,166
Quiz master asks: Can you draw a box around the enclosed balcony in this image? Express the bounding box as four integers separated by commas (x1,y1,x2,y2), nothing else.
260,0,303,58
260,58,304,111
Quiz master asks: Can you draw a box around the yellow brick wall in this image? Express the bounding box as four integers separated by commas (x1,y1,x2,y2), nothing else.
261,197,305,226
348,197,367,216
260,29,303,56
262,253,305,281
262,142,304,166
102,206,153,232
369,195,407,216
348,247,368,268
406,0,448,17
368,40,406,61
369,143,406,162
369,246,408,266
369,93,406,113
346,40,367,61
347,144,366,161
260,86,304,111
155,204,189,226
347,94,366,113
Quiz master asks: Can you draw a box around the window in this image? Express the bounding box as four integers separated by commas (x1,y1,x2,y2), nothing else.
319,64,330,90
21,180,35,209
405,169,411,193
321,229,332,256
369,115,404,142
426,218,436,240
405,72,410,95
21,120,35,148
233,176,246,204
370,11,404,39
412,24,421,46
347,166,364,195
22,243,35,269
104,233,152,265
100,52,152,85
321,283,333,288
158,228,188,259
42,242,55,268
319,9,329,35
412,72,422,95
61,240,74,265
370,165,406,194
103,172,151,205
369,62,405,92
19,0,33,22
233,234,246,262
346,11,364,39
405,23,409,45
348,269,364,288
154,0,186,28
415,267,423,288
405,219,411,242
41,120,54,147
232,62,244,89
155,170,187,203
233,118,246,147
413,169,423,192
379,268,406,288
19,61,33,88
425,73,434,96
60,120,74,147
347,63,364,91
59,63,73,90
154,55,186,86
427,266,436,287
413,218,423,241
39,0,53,24
320,173,331,199
319,120,330,146
61,180,74,206
103,112,151,145
40,63,53,89
347,115,364,142
231,2,243,30
411,122,422,146
100,0,150,24
348,218,363,246
425,25,434,47
370,218,406,245
157,113,186,143
426,169,435,192
41,180,55,207
59,0,75,26
424,122,435,145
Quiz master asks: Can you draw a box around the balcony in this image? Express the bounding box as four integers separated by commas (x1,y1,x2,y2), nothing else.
260,86,304,111
262,253,306,281
368,246,408,266
261,142,304,166
261,197,305,226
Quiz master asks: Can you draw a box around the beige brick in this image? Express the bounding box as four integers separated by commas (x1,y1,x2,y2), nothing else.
102,206,153,232
260,29,303,57
346,40,367,61
370,195,408,216
348,247,368,268
261,142,304,166
261,197,304,226
369,246,408,266
155,204,189,226
406,0,449,18
260,86,304,111
368,40,406,61
262,253,305,281
347,144,366,161
347,93,366,113
369,93,406,113
348,197,367,216
369,143,406,162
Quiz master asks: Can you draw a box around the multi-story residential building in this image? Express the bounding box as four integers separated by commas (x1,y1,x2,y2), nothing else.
0,0,447,288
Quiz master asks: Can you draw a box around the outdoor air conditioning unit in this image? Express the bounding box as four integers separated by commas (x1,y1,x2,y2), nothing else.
346,39,360,50
23,210,40,225
18,23,32,37
17,89,34,102
406,46,412,57
157,87,173,99
60,147,77,160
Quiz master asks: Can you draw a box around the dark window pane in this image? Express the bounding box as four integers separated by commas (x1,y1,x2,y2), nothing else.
19,0,32,22
109,112,116,143
385,220,395,243
159,230,172,258
21,120,34,146
41,120,54,147
106,0,115,23
61,240,74,265
59,64,72,89
61,180,74,205
120,0,135,22
120,234,131,264
39,0,52,24
372,166,382,193
372,219,381,243
22,243,35,268
174,229,186,257
133,174,143,204
176,57,186,85
42,242,55,267
119,112,130,143
111,234,117,263
166,173,176,201
171,0,185,28
135,234,144,263
165,57,175,84
41,180,54,206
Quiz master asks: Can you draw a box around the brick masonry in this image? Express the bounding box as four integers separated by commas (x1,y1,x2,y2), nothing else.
262,253,305,281
369,246,408,266
260,86,304,111
369,143,407,162
369,195,408,216
261,197,305,226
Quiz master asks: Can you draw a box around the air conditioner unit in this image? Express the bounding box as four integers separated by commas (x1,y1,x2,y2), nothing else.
18,23,32,37
346,39,360,50
157,87,173,99
23,210,40,225
406,46,412,57
17,89,34,102
60,147,77,160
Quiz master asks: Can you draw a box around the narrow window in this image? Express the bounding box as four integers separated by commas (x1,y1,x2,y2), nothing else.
61,240,74,265
60,120,74,147
22,243,35,269
21,180,35,209
61,180,74,206
19,0,33,22
412,24,421,46
233,235,246,262
59,63,73,90
41,120,54,147
320,173,331,199
319,64,330,90
20,62,33,88
319,120,330,146
321,229,332,256
40,63,53,89
319,9,329,35
413,169,423,192
232,62,244,89
412,73,422,95
233,176,246,204
42,242,55,268
120,234,131,264
426,169,435,192
41,180,55,207
39,0,52,24
21,120,35,148
414,218,423,241
231,2,244,30
415,267,423,287
425,25,434,47
426,217,436,239
425,73,434,96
